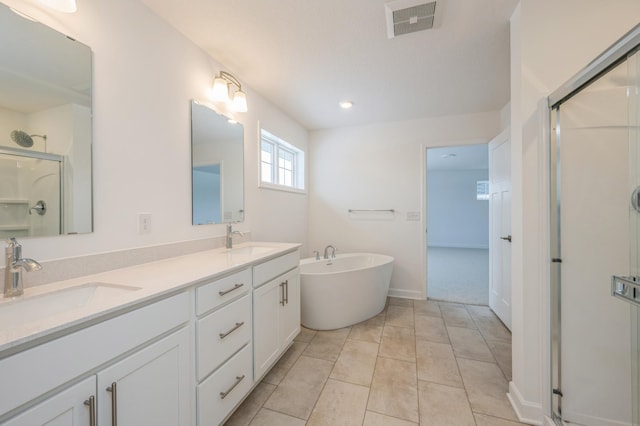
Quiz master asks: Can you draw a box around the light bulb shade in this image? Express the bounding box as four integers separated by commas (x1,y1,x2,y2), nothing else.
211,77,230,103
232,90,248,112
38,0,77,13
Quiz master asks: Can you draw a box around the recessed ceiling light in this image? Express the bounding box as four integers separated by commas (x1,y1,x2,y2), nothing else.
339,100,354,109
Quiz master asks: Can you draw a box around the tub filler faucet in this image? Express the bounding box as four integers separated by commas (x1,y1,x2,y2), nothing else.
4,238,42,298
323,245,336,260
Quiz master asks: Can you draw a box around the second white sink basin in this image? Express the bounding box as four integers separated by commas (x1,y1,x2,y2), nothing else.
0,282,141,326
227,246,275,257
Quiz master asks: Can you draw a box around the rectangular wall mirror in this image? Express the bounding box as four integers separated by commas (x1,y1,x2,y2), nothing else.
0,2,93,237
191,101,244,225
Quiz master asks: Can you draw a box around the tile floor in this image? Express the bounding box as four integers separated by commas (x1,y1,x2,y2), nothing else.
225,298,529,426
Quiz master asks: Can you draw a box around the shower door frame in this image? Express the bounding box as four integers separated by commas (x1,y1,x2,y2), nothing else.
548,24,640,425
0,146,65,235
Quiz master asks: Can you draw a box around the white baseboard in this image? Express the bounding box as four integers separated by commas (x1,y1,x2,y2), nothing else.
388,288,423,300
508,381,543,425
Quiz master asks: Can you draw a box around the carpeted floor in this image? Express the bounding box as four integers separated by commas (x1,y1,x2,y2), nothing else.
427,247,489,305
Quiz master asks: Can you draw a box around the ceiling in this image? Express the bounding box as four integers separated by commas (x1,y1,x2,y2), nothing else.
427,144,488,171
141,0,518,130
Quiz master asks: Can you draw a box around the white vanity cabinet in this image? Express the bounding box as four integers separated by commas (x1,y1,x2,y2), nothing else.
97,327,190,426
0,293,191,426
253,251,300,381
195,268,253,426
3,377,96,426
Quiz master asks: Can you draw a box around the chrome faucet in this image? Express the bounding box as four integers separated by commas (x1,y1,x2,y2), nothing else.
226,224,244,249
323,245,336,260
4,238,42,298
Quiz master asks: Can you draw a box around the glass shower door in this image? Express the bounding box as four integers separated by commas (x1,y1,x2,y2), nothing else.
551,46,640,426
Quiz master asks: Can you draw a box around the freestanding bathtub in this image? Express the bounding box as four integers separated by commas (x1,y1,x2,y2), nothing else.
299,253,394,330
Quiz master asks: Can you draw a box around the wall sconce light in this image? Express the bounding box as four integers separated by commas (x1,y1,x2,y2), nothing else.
212,71,248,113
38,0,77,13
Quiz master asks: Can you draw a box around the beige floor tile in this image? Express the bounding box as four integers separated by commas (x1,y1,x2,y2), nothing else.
247,408,305,426
386,305,415,328
263,355,333,420
224,382,276,426
303,333,347,361
414,299,442,317
487,340,512,381
316,327,351,341
349,319,384,343
465,305,496,320
363,411,418,426
416,340,463,388
379,325,416,362
307,379,369,426
440,303,477,329
476,318,512,343
415,314,450,344
294,327,317,343
331,339,379,386
448,326,496,363
457,358,518,421
367,357,419,423
262,341,308,385
389,297,414,307
474,413,530,425
418,381,475,426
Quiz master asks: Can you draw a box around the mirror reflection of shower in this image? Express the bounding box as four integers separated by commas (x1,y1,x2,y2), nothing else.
10,130,47,152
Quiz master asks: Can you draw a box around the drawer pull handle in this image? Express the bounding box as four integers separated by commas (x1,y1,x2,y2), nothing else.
219,321,245,339
219,283,244,296
83,395,96,426
106,382,118,426
220,374,245,399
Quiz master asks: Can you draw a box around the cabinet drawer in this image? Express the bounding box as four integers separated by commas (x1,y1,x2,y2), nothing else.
197,343,252,426
196,293,252,381
196,268,251,315
253,250,299,288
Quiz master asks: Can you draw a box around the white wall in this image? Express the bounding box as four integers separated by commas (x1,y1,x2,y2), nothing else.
509,1,640,423
0,0,309,265
308,112,500,299
427,169,489,249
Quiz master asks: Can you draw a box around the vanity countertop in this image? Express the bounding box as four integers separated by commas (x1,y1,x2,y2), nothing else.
0,241,300,356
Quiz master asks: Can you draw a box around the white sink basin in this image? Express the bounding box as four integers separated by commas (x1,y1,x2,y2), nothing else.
0,282,141,326
227,246,274,257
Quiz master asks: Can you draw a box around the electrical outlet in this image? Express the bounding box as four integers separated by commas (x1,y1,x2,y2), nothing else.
138,213,152,234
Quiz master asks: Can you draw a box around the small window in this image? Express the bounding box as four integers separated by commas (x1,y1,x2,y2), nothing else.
260,129,305,192
476,180,489,200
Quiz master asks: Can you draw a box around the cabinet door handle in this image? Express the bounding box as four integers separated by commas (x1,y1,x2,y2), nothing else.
106,382,118,426
219,283,244,296
279,282,285,306
284,279,289,305
219,321,245,339
220,374,245,399
83,395,96,426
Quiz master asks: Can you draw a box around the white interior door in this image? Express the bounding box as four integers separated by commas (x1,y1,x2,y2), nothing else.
489,129,511,330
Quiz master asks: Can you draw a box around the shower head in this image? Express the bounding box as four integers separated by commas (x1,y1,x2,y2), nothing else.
10,130,33,147
10,130,47,149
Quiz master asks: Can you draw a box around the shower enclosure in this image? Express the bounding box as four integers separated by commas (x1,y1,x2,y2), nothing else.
549,25,640,426
0,146,62,238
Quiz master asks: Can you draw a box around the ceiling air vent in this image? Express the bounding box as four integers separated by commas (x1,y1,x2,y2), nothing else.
385,0,443,39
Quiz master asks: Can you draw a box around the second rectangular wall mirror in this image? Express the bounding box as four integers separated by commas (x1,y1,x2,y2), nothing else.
191,101,244,225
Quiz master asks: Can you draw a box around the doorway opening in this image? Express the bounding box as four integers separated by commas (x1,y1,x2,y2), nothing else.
426,144,490,305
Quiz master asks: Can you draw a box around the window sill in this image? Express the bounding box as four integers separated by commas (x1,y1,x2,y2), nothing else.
259,182,307,195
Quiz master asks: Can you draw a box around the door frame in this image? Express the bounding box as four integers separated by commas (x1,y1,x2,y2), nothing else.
420,141,492,302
